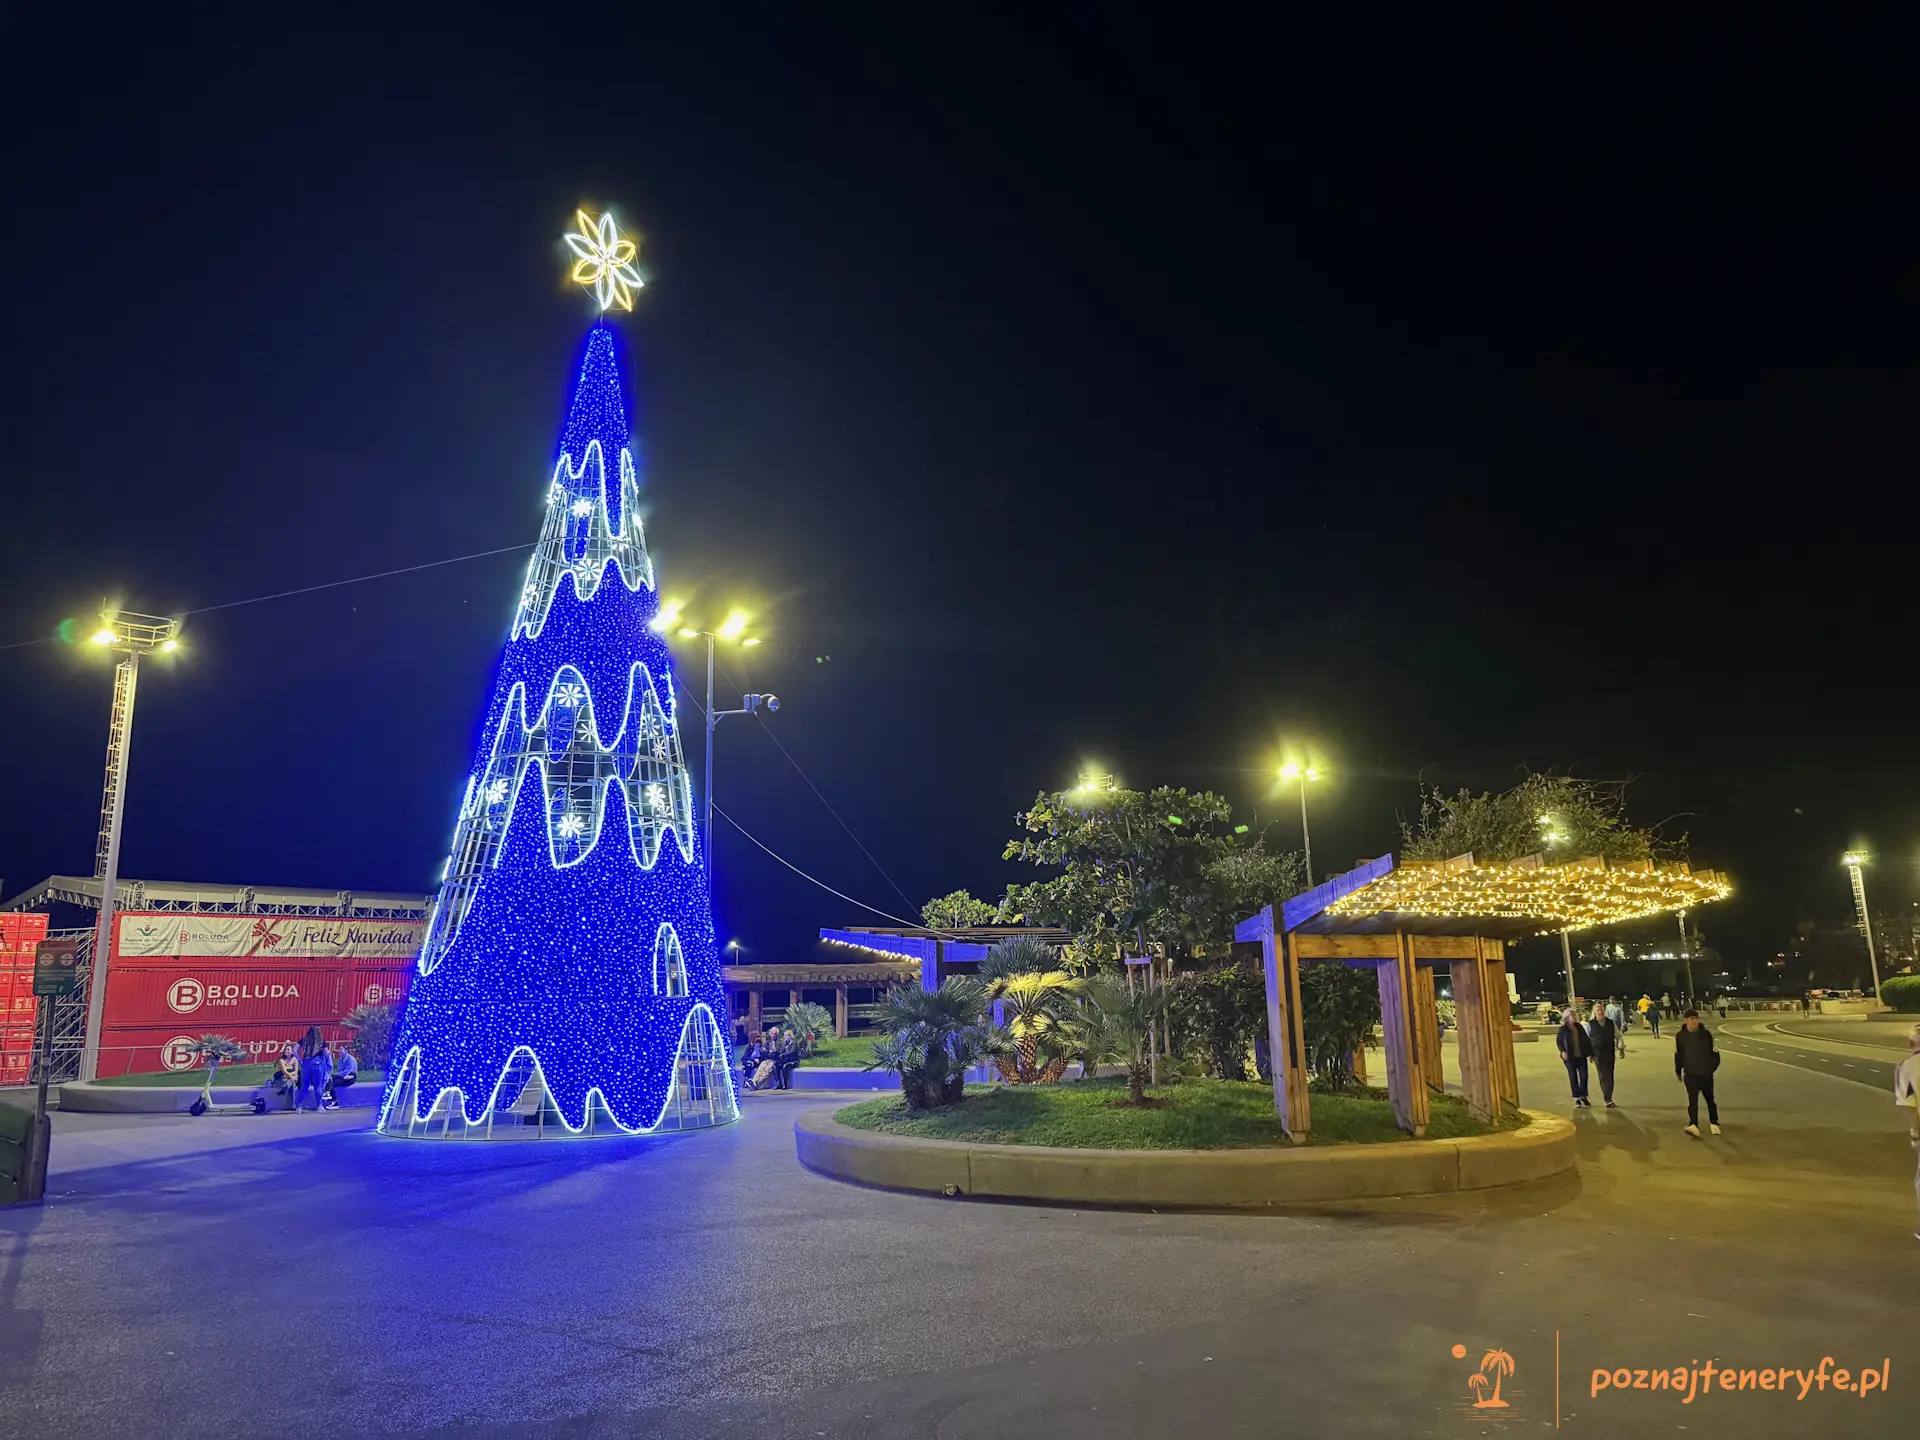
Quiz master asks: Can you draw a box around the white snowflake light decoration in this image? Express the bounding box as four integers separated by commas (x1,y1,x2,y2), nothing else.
646,782,668,813
563,209,645,313
570,497,594,518
554,682,586,709
484,778,509,806
557,813,587,839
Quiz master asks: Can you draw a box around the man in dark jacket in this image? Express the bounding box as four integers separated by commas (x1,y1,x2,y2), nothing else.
1674,1009,1721,1137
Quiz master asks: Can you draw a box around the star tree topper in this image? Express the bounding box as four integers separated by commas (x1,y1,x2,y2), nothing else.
564,208,645,312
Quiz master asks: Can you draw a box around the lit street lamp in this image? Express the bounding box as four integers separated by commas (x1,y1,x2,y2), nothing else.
80,609,182,1081
1278,762,1323,886
1841,851,1884,1006
654,604,779,877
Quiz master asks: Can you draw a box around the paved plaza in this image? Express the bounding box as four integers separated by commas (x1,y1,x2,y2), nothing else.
1,1016,1913,1437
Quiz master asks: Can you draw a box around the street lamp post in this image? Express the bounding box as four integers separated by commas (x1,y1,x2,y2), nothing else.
1278,762,1322,887
80,610,180,1082
1676,911,1697,1007
666,609,778,878
1841,852,1884,1006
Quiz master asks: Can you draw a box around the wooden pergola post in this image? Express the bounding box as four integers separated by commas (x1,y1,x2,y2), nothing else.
1378,930,1430,1137
747,987,761,1037
1450,937,1496,1122
1481,944,1521,1117
834,984,848,1038
1238,905,1309,1141
1411,959,1444,1094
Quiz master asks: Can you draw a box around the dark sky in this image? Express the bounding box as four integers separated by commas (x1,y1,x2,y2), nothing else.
2,12,1915,984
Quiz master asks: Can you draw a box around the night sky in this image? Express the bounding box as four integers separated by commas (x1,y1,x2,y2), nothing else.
3,13,1914,985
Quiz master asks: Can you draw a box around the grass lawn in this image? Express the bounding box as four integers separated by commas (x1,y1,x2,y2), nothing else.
834,1076,1511,1148
794,1033,883,1068
94,1065,385,1089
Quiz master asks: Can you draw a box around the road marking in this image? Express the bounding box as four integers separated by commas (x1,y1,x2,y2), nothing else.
1712,1043,1881,1089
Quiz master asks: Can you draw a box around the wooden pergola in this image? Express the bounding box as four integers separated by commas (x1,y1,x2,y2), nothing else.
722,962,918,1039
1236,852,1731,1141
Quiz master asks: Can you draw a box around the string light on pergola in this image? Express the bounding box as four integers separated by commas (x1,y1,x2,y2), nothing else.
1320,852,1732,934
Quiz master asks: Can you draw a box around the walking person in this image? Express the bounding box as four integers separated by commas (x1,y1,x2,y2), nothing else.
1674,1008,1721,1137
1587,1003,1619,1108
1557,1008,1595,1108
1606,996,1628,1055
294,1026,331,1112
1897,1023,1920,1241
1640,993,1661,1038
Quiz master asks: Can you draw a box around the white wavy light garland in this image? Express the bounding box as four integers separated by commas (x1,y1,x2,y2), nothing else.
378,1003,738,1135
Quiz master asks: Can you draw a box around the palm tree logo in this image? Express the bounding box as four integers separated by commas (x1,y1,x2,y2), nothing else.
1470,1348,1514,1408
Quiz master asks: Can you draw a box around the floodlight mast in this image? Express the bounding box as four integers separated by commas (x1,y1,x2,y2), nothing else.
80,610,181,1081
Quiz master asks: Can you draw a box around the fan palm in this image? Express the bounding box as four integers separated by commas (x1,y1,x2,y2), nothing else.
976,935,1058,984
1075,973,1170,1104
865,977,993,1109
989,970,1079,1082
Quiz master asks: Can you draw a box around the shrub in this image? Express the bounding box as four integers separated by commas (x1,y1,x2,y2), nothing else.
864,977,996,1110
1298,964,1381,1091
1883,975,1920,1013
781,1001,835,1054
187,1035,248,1075
1173,963,1265,1080
341,1003,396,1071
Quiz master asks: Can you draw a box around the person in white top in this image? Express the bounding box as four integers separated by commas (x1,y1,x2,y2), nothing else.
1897,1023,1920,1241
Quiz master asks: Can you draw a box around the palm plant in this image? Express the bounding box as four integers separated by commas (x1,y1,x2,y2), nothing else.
976,934,1058,984
1075,973,1170,1105
989,969,1079,1082
187,1034,248,1082
864,977,994,1110
341,1003,396,1072
781,1001,835,1054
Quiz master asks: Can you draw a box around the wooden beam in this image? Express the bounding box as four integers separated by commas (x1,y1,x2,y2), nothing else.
1376,930,1429,1137
1451,947,1495,1122
747,986,761,1035
835,984,848,1039
1412,962,1444,1094
1482,943,1521,1117
1251,906,1309,1141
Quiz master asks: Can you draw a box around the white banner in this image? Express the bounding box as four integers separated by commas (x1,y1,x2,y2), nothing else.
115,912,424,962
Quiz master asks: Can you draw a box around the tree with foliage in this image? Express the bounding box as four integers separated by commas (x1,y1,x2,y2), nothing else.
1001,785,1304,967
1173,963,1265,1080
1298,965,1381,1092
1401,772,1678,865
864,977,996,1111
1072,973,1171,1105
921,889,1002,931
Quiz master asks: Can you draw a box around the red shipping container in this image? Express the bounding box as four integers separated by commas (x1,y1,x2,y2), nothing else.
99,1023,359,1077
103,966,412,1028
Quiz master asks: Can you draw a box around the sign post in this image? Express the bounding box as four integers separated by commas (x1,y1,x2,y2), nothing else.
24,938,81,1203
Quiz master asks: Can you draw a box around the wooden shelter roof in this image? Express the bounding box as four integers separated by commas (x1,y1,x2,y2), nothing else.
722,962,918,986
1280,852,1731,939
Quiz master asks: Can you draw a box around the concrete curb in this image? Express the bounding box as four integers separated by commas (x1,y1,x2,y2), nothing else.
794,1107,1575,1208
57,1081,383,1115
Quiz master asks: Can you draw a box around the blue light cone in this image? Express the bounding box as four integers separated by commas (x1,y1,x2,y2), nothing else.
379,327,737,1135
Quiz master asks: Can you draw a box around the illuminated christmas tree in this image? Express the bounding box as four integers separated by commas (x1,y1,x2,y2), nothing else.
380,212,736,1136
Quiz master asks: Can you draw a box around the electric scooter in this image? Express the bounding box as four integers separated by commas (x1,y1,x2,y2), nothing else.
187,1055,268,1116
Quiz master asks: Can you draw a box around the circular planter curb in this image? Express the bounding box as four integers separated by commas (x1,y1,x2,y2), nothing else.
795,1106,1575,1208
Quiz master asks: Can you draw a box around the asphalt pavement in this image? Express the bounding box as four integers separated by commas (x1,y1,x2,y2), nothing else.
1,1028,1915,1439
